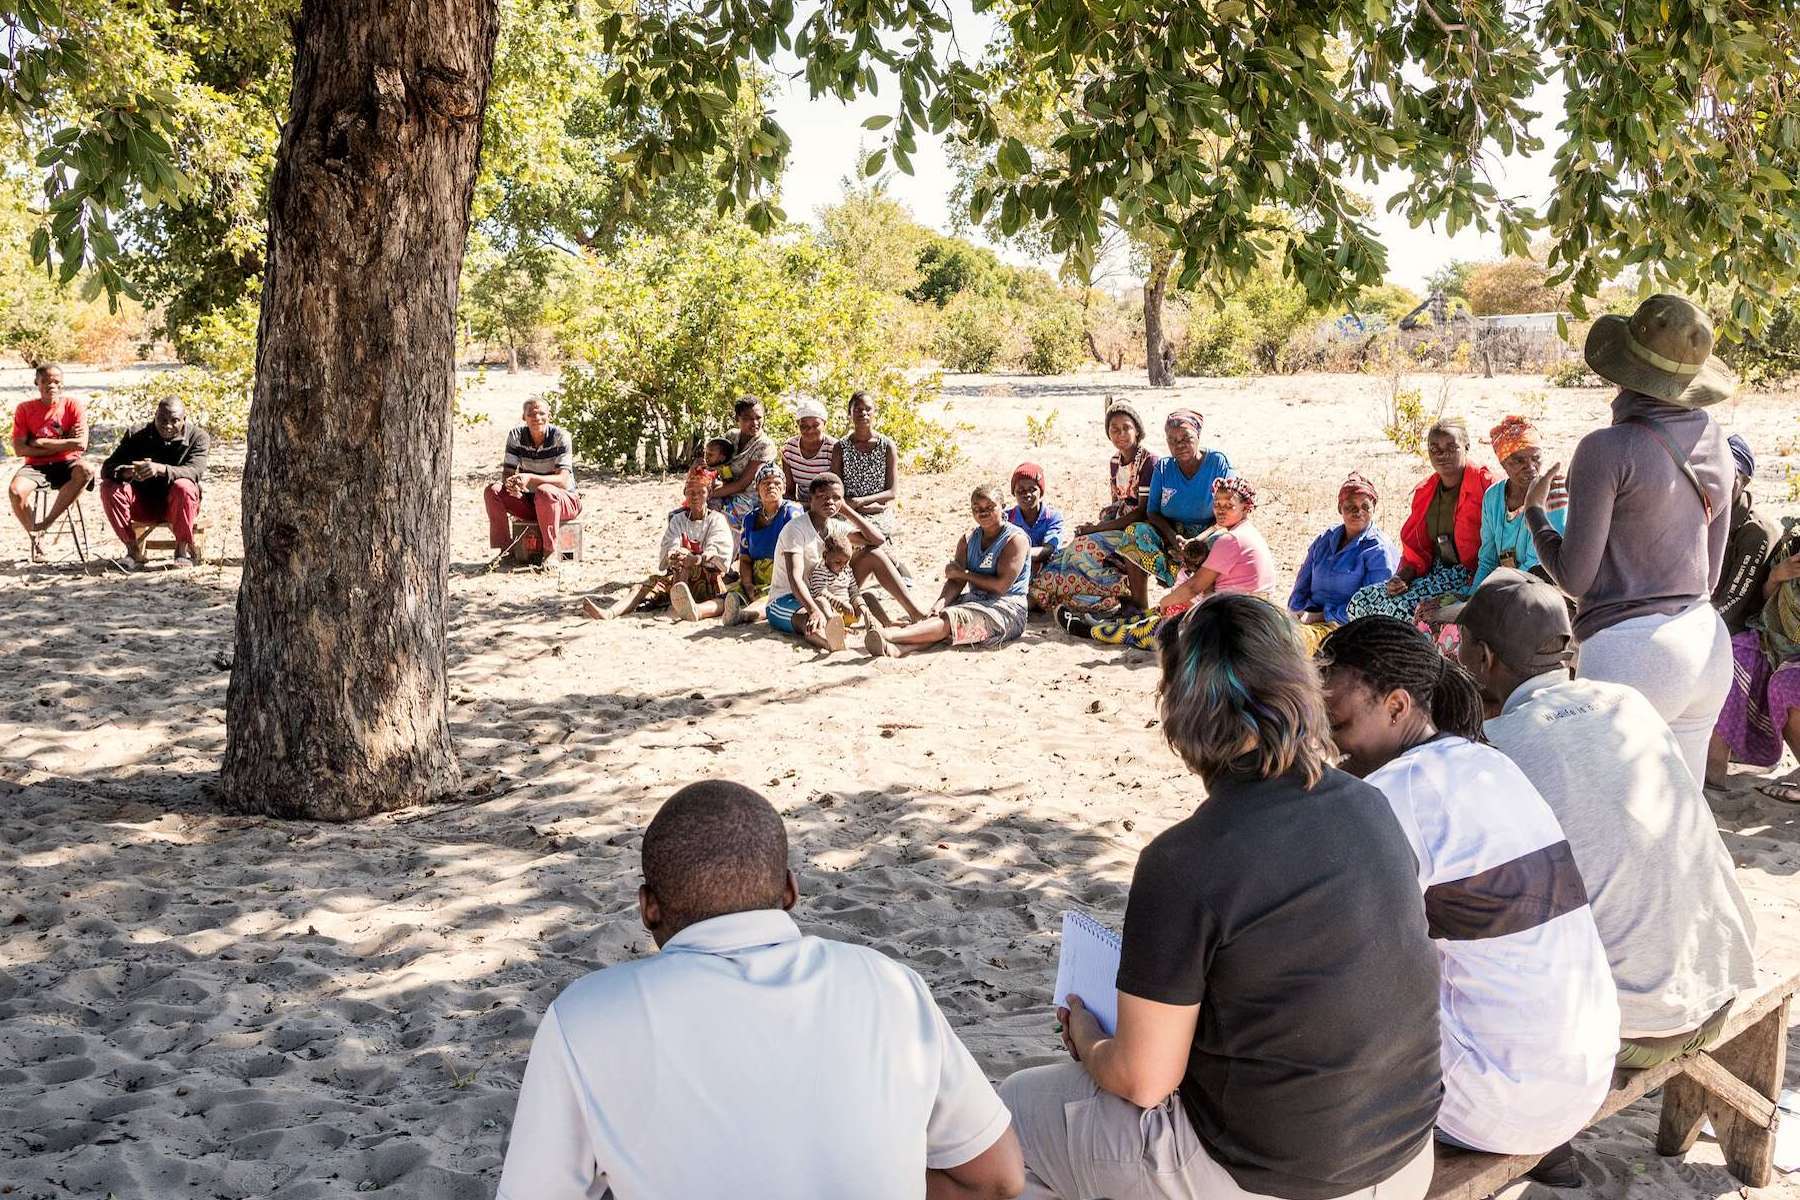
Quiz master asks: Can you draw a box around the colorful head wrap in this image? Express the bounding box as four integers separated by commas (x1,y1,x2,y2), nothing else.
1011,461,1046,493
685,463,717,492
1104,398,1145,441
1165,409,1205,439
1337,472,1378,507
1729,433,1755,480
752,461,782,486
1212,474,1257,511
1488,415,1541,464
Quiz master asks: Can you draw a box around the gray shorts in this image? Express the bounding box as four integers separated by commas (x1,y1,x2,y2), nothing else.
998,1061,1434,1200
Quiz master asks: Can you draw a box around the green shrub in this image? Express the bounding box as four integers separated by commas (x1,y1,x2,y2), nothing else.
1025,409,1060,446
93,294,258,441
549,223,949,470
934,295,1012,372
1544,357,1599,387
1023,308,1084,375
1175,303,1255,376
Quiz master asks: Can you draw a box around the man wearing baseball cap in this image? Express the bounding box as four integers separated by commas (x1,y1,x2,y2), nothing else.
1449,570,1756,1087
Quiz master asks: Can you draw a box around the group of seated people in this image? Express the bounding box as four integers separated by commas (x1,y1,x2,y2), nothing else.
506,296,1795,799
496,579,1759,1198
9,363,212,566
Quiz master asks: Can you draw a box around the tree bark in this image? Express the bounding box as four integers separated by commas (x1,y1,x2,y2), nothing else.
1144,245,1174,387
222,0,499,820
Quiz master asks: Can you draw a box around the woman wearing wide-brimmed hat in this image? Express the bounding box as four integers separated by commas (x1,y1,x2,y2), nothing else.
1523,294,1737,785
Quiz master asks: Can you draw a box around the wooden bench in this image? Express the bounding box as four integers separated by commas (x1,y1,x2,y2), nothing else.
1428,966,1800,1199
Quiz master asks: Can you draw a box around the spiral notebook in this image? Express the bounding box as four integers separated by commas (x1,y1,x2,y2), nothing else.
1052,911,1122,1035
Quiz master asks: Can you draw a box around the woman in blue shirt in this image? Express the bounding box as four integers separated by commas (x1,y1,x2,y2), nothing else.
1030,409,1230,615
1474,415,1567,590
1288,472,1398,653
721,465,804,625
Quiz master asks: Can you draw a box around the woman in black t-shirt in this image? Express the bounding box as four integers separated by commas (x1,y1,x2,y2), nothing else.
998,595,1443,1200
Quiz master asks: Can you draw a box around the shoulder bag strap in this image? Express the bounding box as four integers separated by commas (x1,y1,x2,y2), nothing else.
1623,415,1714,524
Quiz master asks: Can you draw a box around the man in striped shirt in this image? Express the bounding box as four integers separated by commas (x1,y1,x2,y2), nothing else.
485,397,581,563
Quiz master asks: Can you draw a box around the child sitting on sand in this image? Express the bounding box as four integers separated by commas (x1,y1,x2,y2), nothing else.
805,534,865,625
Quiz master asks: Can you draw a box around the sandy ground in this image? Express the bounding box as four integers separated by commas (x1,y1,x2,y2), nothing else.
3,361,1800,1199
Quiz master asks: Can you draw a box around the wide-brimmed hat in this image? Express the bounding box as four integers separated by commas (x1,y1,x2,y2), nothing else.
1583,294,1736,408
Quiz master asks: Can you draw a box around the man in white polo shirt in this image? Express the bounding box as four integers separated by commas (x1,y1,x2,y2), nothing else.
496,780,1024,1200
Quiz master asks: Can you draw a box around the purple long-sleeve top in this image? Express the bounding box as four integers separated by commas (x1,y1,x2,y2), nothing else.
1527,390,1731,640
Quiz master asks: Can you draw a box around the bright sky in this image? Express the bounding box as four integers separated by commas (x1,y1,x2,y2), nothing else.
772,10,1568,294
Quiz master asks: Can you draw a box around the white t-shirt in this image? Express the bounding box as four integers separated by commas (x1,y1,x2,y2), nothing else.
1368,735,1619,1154
769,514,851,603
495,909,1009,1200
1485,673,1757,1037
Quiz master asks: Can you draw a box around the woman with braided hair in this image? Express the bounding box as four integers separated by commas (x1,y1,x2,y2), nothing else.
1318,615,1618,1183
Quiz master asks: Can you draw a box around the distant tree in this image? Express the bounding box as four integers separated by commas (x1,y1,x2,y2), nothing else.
910,235,1004,307
815,182,933,297
1465,258,1568,316
1424,261,1478,301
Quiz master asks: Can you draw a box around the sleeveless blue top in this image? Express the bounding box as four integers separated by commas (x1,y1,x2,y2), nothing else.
965,521,1030,599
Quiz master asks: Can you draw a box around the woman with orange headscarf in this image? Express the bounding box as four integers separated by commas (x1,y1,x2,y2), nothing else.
1475,414,1566,589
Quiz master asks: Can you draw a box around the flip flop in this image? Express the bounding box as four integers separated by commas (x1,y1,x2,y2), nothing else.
1758,780,1800,805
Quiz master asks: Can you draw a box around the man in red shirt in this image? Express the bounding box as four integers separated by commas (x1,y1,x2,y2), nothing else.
8,363,93,559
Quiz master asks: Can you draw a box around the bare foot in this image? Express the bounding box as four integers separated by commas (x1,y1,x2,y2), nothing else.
581,596,616,621
721,591,745,626
670,582,698,622
27,533,45,563
865,626,899,657
824,614,847,652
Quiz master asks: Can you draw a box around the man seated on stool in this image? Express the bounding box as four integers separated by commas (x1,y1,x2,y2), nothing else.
100,397,211,568
8,363,93,561
496,779,1024,1200
484,396,580,564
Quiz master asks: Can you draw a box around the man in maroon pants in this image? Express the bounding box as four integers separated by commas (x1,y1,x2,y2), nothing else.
485,397,581,564
100,397,211,568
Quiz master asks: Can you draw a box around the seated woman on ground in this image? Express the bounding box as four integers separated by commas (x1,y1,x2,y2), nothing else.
1005,462,1067,571
1057,475,1275,651
999,595,1444,1200
1346,417,1493,625
1710,527,1800,797
720,464,803,626
1031,408,1226,615
1086,398,1158,529
1287,472,1397,654
867,483,1030,657
781,398,836,502
586,466,734,620
832,390,902,543
765,472,923,651
1319,616,1618,1182
1473,414,1566,590
709,397,777,537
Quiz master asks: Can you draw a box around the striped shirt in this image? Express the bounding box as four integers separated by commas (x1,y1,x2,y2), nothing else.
503,424,575,483
1368,735,1618,1154
782,435,836,497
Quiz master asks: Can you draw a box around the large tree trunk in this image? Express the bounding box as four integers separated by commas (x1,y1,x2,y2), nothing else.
222,0,499,820
1144,245,1174,387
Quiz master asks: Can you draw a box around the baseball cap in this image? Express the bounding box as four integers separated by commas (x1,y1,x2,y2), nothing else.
1436,568,1576,674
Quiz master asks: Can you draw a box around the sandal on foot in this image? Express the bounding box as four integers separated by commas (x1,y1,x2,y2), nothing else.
1758,779,1800,804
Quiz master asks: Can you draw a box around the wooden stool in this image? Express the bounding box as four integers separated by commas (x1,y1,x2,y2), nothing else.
507,517,583,565
30,481,91,565
130,518,209,563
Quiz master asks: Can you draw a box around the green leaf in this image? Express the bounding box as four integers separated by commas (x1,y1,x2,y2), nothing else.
863,149,887,176
861,114,892,130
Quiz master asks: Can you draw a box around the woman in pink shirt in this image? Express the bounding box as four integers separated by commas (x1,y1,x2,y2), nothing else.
1057,475,1277,650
